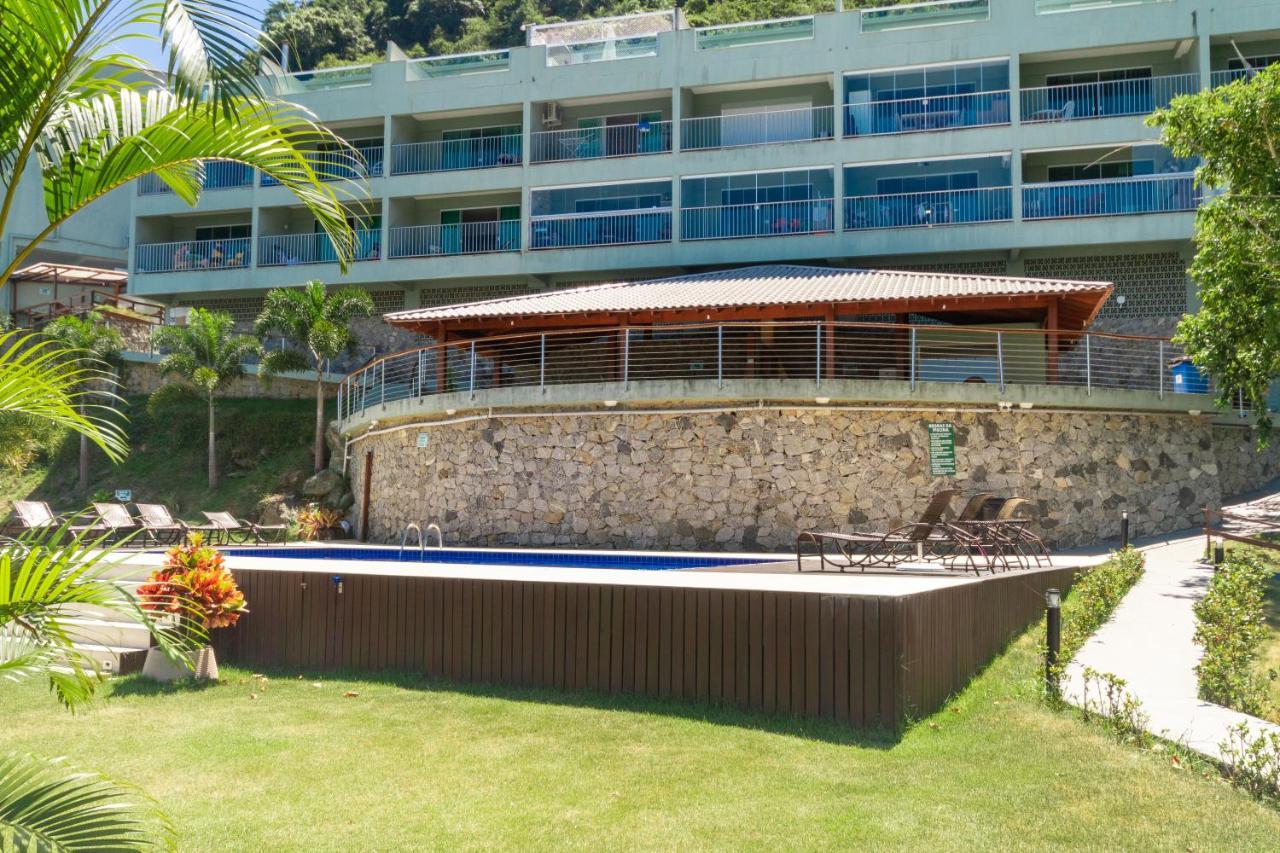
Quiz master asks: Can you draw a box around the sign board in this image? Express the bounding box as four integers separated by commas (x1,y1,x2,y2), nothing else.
114,489,132,502
415,432,430,449
926,422,956,477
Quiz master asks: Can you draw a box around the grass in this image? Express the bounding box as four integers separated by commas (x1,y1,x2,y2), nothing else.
4,625,1280,849
1223,542,1280,724
0,397,321,522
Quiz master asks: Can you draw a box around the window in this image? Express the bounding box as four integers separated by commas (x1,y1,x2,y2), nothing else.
1227,54,1280,72
1046,160,1154,182
194,224,250,241
681,169,834,208
845,60,1009,105
530,181,672,217
1044,67,1152,87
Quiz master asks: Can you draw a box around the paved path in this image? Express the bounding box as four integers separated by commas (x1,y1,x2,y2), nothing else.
1062,530,1280,762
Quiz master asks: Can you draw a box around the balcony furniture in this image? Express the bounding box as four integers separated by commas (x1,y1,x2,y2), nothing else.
3,501,100,541
1028,99,1075,122
135,503,209,546
795,488,966,572
91,502,143,545
202,511,288,545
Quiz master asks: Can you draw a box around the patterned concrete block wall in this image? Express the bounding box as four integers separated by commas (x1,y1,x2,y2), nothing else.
1025,252,1190,338
354,409,1280,552
121,360,336,400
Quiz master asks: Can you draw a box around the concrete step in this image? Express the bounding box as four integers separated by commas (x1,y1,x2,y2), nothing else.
62,617,153,650
69,643,148,676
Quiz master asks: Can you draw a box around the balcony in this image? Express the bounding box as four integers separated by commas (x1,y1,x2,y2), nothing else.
843,90,1009,137
693,16,815,50
681,199,835,242
136,161,254,196
528,209,672,250
406,49,510,80
530,121,672,163
258,229,382,267
391,135,521,175
682,107,834,151
857,0,990,33
388,222,520,258
1021,74,1198,123
135,237,251,274
844,187,1012,230
1022,173,1199,220
260,145,384,187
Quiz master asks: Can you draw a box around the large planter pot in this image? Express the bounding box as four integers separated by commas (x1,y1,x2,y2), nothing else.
142,645,219,682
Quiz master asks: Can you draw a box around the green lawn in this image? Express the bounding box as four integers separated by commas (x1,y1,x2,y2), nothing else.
4,627,1278,849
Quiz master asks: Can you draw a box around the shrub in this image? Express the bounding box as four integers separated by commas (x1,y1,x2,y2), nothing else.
1079,667,1151,747
1194,552,1272,716
138,534,247,632
1219,722,1280,802
1059,547,1146,664
295,504,345,541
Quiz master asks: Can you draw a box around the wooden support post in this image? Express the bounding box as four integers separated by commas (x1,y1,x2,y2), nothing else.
1045,299,1060,385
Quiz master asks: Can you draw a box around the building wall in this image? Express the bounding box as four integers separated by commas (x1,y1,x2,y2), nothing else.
353,408,1280,551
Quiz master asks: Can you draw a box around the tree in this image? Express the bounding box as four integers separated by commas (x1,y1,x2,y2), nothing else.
44,310,125,492
1149,65,1280,438
255,280,374,472
150,309,260,490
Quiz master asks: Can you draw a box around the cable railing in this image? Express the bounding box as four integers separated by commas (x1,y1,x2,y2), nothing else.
337,320,1209,423
391,135,521,174
857,0,990,32
388,222,521,258
843,90,1010,137
136,161,254,195
1022,172,1199,220
260,145,384,186
682,199,835,241
1020,73,1197,123
682,106,835,150
135,237,252,274
258,229,382,267
530,121,672,163
843,187,1012,230
528,209,672,250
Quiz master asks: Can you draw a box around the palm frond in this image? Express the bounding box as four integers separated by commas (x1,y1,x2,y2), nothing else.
258,347,311,379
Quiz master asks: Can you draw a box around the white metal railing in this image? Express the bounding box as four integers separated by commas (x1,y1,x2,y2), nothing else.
260,145,384,186
682,199,835,241
530,121,672,163
388,222,521,258
858,0,990,32
258,229,382,267
137,161,254,195
694,16,815,50
1022,173,1199,220
682,106,835,150
843,90,1010,136
528,209,672,250
844,187,1013,229
1021,73,1198,123
407,49,511,79
392,135,521,174
545,36,659,67
1211,68,1265,87
337,320,1207,423
135,237,252,274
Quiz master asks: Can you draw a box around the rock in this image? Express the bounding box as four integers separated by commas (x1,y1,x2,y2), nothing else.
325,421,344,471
322,486,347,508
277,470,308,492
257,494,298,526
302,469,344,497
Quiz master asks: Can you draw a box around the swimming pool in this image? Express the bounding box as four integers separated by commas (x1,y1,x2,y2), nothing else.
220,546,776,572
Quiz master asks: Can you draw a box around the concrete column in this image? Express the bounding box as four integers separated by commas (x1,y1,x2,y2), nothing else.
1196,34,1211,92
1008,56,1023,223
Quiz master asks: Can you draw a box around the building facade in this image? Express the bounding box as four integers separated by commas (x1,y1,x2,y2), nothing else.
125,0,1277,344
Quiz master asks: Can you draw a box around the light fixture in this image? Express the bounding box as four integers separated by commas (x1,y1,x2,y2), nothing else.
604,400,618,407
1045,588,1061,608
1188,409,1201,416
1019,402,1034,410
445,408,456,415
814,397,830,405
1116,294,1127,307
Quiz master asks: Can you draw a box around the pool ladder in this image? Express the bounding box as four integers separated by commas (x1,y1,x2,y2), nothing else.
399,522,443,559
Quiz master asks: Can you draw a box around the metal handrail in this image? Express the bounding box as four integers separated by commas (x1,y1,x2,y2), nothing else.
426,523,443,549
399,522,424,559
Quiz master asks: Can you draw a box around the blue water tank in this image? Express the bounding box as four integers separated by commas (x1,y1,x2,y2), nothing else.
1169,358,1209,394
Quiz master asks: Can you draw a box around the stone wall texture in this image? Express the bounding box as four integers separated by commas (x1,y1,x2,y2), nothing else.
354,408,1280,551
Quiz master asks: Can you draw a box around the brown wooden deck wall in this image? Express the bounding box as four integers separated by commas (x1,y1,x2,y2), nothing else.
215,566,1080,729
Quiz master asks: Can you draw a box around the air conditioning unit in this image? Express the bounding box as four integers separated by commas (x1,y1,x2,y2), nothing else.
542,102,562,128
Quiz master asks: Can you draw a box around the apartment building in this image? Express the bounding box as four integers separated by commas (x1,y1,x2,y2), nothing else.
125,0,1280,345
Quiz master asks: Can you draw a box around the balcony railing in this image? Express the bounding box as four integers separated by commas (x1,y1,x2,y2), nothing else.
528,209,672,250
682,106,835,151
546,36,658,67
1021,73,1198,123
1035,0,1172,12
530,121,672,163
388,222,521,258
843,90,1010,137
681,199,835,241
272,64,373,93
407,49,510,80
392,135,521,175
260,145,384,187
858,0,990,32
1211,68,1266,88
337,320,1201,422
1022,173,1199,220
694,16,815,50
135,237,251,274
844,187,1013,230
136,161,254,195
258,229,382,267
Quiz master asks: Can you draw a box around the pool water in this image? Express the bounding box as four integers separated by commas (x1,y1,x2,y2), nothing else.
220,546,774,572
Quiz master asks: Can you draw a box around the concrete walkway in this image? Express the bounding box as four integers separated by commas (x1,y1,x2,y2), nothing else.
1062,530,1280,762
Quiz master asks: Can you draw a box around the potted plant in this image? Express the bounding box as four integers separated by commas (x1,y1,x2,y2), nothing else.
295,504,347,541
138,533,247,681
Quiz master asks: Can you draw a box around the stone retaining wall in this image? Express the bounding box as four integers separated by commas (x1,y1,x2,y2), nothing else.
353,408,1280,551
122,359,338,400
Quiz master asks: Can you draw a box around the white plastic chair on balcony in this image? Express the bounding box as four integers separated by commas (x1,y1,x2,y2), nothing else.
1030,99,1075,123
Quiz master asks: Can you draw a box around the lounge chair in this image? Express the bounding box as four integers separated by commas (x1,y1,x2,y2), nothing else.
4,500,100,541
202,511,288,545
134,503,218,546
951,497,1051,570
91,502,144,545
797,488,970,573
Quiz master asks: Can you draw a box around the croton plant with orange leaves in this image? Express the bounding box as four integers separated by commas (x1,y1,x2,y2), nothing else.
138,533,248,631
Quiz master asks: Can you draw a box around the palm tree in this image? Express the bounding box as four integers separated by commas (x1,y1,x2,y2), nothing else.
255,280,374,472
44,310,125,492
150,309,259,490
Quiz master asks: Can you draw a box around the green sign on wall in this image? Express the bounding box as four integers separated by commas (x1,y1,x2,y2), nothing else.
927,422,957,477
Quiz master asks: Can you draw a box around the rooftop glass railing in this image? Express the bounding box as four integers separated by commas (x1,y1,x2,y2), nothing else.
273,64,373,93
843,90,1009,137
531,121,672,163
528,209,672,250
1035,0,1172,13
392,135,521,175
693,16,815,50
135,237,251,274
1022,173,1199,220
682,106,834,151
407,49,510,80
545,36,659,67
260,145,384,187
1021,73,1197,123
388,222,521,258
844,187,1012,230
681,198,835,241
136,161,254,196
857,0,990,33
258,229,382,267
